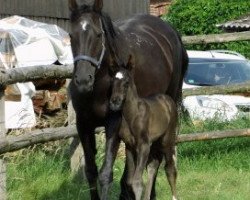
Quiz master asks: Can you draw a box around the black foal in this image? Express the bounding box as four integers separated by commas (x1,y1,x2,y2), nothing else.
109,58,178,200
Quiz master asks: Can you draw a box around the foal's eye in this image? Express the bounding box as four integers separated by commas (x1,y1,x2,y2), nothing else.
97,33,102,38
125,81,129,87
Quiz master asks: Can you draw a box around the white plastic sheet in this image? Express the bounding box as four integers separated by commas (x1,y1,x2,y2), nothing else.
0,16,73,129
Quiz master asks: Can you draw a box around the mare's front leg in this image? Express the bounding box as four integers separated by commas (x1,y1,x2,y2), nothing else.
99,112,122,200
76,114,99,200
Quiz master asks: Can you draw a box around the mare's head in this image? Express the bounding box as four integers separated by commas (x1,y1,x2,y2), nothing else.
69,0,116,93
110,57,134,111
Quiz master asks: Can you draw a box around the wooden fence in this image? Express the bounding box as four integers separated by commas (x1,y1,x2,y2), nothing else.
0,30,250,199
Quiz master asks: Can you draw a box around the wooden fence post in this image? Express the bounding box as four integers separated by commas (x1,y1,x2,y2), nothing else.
0,88,7,200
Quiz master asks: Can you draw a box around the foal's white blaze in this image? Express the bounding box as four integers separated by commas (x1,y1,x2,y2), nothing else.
81,20,89,31
115,72,124,79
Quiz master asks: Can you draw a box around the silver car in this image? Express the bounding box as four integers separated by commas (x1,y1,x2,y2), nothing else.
183,50,250,121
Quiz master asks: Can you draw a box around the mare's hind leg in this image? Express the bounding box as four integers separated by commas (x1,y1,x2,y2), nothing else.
163,145,178,200
77,118,99,200
144,147,163,200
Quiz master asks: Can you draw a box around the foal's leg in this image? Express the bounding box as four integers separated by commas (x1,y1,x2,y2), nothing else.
119,148,136,200
164,145,178,200
144,149,163,200
99,112,122,200
77,116,99,200
119,159,135,200
132,142,150,200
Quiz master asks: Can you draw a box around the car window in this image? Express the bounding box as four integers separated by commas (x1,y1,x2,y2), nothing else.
184,60,250,86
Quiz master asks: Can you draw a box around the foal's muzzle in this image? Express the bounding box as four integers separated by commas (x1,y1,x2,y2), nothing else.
110,97,123,111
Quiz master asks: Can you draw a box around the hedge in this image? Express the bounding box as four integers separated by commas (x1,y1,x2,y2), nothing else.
162,0,250,58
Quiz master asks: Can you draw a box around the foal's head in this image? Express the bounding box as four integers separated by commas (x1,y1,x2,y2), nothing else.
110,57,134,111
110,68,130,111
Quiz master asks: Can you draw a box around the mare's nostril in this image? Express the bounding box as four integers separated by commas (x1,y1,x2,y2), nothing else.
74,75,80,85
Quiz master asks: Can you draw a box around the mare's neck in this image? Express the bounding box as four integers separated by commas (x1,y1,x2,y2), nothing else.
105,21,129,65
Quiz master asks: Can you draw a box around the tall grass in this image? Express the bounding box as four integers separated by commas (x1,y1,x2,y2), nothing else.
6,117,250,199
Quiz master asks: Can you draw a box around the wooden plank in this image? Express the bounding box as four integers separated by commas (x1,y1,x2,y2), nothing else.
177,129,250,143
0,126,249,154
0,89,6,200
0,125,77,155
183,81,250,97
0,64,73,87
1,66,250,97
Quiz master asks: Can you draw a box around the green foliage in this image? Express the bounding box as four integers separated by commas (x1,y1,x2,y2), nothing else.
162,0,250,58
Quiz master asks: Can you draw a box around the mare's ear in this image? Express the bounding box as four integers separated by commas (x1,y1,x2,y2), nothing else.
126,55,135,71
68,0,78,11
93,0,103,12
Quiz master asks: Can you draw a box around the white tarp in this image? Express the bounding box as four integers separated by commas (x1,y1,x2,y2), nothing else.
0,15,73,129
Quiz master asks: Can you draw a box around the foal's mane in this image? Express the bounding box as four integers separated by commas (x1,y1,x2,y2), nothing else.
70,5,123,66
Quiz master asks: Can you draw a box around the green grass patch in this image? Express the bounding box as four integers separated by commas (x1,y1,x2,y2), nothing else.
6,117,250,199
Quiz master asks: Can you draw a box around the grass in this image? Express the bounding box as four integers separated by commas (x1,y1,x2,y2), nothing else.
5,116,250,200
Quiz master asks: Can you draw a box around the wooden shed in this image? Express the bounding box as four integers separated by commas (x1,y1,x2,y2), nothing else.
0,0,149,32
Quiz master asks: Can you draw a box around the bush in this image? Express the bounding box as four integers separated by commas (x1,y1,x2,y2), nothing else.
162,0,250,58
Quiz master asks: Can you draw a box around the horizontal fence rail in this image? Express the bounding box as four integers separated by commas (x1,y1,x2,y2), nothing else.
0,126,249,155
0,64,73,88
1,65,249,96
183,81,250,97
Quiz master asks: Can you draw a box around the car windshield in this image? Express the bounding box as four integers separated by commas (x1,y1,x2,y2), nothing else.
184,59,250,86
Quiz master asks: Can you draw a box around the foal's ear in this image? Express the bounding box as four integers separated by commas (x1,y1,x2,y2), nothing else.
93,0,103,12
126,55,135,71
68,0,78,11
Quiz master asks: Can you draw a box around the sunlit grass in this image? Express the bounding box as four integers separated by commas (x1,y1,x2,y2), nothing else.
6,116,250,199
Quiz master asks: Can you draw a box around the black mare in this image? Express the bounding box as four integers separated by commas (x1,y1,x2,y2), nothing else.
68,0,188,199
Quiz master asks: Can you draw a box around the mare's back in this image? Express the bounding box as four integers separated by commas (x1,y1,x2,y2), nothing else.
116,14,186,99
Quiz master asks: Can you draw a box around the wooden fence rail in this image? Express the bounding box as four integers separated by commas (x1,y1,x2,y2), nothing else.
0,126,249,155
1,65,250,97
0,64,73,87
183,81,250,97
